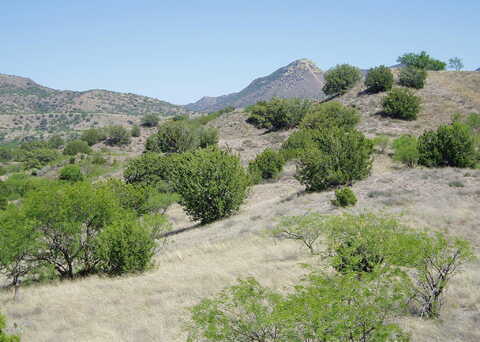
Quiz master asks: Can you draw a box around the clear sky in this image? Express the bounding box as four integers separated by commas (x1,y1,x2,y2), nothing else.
1,1,479,105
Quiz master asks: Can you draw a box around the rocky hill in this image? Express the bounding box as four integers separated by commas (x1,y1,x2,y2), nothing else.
0,73,186,115
185,59,326,112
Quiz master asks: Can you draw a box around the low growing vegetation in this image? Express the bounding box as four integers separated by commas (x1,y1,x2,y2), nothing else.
322,64,362,96
248,148,285,183
365,65,394,92
382,88,421,120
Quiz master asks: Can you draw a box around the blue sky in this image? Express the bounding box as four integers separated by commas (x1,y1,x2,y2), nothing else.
1,1,479,104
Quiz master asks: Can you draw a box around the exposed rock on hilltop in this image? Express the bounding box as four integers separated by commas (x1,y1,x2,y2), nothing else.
0,73,186,115
186,59,326,112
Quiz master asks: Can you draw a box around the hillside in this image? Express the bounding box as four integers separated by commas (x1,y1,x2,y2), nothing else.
1,70,479,341
185,59,326,112
0,73,186,115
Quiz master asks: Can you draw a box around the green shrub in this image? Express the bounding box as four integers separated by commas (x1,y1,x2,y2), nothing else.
299,102,360,130
22,148,60,170
189,106,235,126
145,121,204,153
63,139,91,156
90,153,107,165
47,135,64,149
94,219,157,275
80,128,107,146
372,135,390,154
248,149,285,183
465,112,480,130
418,122,477,167
106,126,130,146
397,51,446,70
169,147,250,224
399,67,427,89
365,65,394,92
0,314,20,342
280,129,317,161
141,113,160,127
322,64,362,96
295,128,373,191
197,126,219,148
332,187,357,207
58,165,84,182
382,88,421,120
131,125,141,137
246,97,313,130
124,152,175,189
392,135,419,167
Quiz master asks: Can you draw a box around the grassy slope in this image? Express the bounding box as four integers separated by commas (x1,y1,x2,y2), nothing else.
1,71,480,341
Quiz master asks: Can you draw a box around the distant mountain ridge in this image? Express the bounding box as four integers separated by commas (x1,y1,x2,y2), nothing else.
0,73,186,115
185,59,326,112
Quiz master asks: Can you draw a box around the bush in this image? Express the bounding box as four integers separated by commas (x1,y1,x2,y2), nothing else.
58,165,84,182
197,126,219,148
397,51,446,70
106,126,130,146
382,88,421,120
80,128,106,146
372,135,389,154
131,125,141,137
300,102,360,130
392,135,419,167
22,148,60,169
90,153,107,165
280,129,317,160
124,152,175,190
169,148,250,224
246,97,313,130
322,64,362,96
47,135,64,149
332,187,357,207
399,67,427,89
418,122,477,167
63,139,91,156
94,219,157,275
0,314,20,342
295,128,373,191
141,113,160,127
248,149,285,183
365,65,394,92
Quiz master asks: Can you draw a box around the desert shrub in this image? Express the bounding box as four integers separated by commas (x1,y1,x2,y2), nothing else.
123,152,175,190
248,148,285,183
295,128,373,191
300,101,360,130
365,65,394,92
80,128,107,146
106,126,130,146
197,126,219,148
90,153,107,165
94,219,157,275
0,173,54,200
392,135,419,167
141,113,160,127
332,187,357,207
465,112,480,130
246,97,313,130
58,165,84,182
322,64,362,96
0,314,20,342
280,129,317,160
22,148,60,169
372,135,390,154
169,147,250,224
131,125,141,137
382,88,421,120
397,51,446,70
448,57,463,71
189,106,235,126
399,67,427,89
47,134,64,149
418,122,476,167
63,139,91,156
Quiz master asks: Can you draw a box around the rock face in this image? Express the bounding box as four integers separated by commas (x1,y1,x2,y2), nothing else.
0,73,185,115
185,59,326,112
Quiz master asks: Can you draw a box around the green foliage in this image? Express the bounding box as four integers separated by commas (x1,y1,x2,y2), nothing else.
332,187,357,207
80,128,107,146
248,148,285,183
0,314,20,342
94,219,157,275
141,113,160,127
58,165,84,182
169,148,250,224
0,173,54,200
382,88,421,120
397,51,446,70
63,139,91,156
299,101,360,130
322,64,362,96
131,125,141,137
22,148,60,170
295,128,373,191
188,106,235,126
197,126,219,148
372,134,390,154
448,57,464,71
392,135,419,167
90,153,107,165
280,129,317,160
365,65,394,92
124,152,175,190
47,134,64,149
246,97,313,130
106,125,131,146
399,67,427,89
418,122,477,167
465,112,480,130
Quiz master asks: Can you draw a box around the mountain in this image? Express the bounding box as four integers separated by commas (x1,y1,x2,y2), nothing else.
476,68,480,71
185,59,326,112
0,73,186,115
